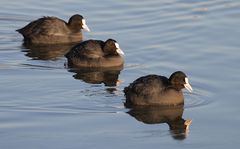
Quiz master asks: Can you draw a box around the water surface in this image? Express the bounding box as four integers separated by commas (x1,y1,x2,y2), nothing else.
0,0,240,148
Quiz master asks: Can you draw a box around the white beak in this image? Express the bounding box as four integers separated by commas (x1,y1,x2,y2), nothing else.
82,19,90,32
184,77,193,92
115,43,124,56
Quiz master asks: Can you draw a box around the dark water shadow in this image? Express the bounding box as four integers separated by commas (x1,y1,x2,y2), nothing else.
21,42,77,60
127,105,192,140
68,66,123,87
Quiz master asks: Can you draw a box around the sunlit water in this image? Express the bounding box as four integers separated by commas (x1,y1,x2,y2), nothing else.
0,0,240,148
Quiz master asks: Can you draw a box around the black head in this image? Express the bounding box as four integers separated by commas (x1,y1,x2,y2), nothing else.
68,14,90,32
103,39,124,56
169,71,193,92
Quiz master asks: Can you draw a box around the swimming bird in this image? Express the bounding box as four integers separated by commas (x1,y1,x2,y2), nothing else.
65,39,124,68
16,14,90,44
124,71,193,107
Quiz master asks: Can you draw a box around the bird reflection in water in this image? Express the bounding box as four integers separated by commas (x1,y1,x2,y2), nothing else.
68,66,123,88
22,42,77,60
127,105,192,140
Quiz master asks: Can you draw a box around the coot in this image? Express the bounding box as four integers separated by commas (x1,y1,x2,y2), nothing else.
17,14,90,44
65,39,124,68
124,71,192,107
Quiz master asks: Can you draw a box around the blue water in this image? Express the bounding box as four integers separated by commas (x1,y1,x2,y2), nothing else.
0,0,240,148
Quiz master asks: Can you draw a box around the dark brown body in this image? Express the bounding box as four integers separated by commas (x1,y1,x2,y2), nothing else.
17,16,83,44
124,75,184,107
65,39,124,68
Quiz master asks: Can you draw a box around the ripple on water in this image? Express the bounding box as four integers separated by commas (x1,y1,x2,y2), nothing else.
1,0,238,147
184,87,213,109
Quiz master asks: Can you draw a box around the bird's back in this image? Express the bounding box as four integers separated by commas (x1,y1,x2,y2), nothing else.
125,75,169,96
17,17,69,37
66,40,105,59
